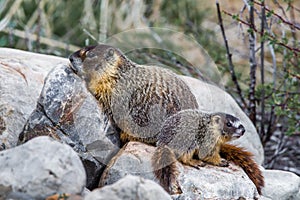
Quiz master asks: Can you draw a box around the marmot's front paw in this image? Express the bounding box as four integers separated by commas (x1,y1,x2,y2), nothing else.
188,159,206,169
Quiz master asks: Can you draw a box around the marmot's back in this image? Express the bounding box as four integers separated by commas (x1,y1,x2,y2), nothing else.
69,45,198,141
112,65,198,141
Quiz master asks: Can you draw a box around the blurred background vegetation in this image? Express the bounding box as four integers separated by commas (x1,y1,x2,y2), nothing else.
0,0,299,175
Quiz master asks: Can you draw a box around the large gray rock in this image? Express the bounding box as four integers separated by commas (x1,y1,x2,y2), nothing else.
182,76,264,164
86,175,171,200
19,64,120,189
262,169,300,200
100,142,260,199
0,48,65,149
0,136,86,200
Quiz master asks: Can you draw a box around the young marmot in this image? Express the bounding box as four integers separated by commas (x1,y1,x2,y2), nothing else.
69,44,264,194
152,109,263,194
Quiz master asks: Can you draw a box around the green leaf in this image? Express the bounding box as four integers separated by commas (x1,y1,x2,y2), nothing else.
282,37,289,45
266,10,274,18
232,14,239,20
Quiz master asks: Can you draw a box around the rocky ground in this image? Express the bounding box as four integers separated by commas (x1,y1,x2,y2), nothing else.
0,48,299,199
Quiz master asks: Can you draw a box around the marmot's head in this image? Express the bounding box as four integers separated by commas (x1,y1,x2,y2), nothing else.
69,45,124,82
69,45,130,97
212,113,245,141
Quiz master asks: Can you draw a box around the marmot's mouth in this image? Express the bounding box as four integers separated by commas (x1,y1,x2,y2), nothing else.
68,45,97,74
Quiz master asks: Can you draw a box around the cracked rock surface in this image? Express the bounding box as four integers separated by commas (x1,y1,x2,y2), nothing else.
18,64,120,189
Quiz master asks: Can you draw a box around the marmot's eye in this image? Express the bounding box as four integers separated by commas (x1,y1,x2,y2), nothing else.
226,122,232,127
107,48,114,57
87,51,96,58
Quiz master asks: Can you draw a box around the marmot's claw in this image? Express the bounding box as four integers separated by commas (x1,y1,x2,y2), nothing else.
219,158,229,167
197,162,207,168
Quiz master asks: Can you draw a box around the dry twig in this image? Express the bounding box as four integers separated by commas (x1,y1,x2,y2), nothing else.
255,1,300,31
99,0,109,42
2,28,79,52
216,1,247,109
248,0,257,126
260,1,266,137
222,9,300,56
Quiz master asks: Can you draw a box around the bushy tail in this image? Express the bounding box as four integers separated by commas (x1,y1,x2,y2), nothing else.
151,146,182,194
220,143,264,195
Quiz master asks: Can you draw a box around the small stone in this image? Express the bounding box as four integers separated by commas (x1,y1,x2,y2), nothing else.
0,136,86,199
262,169,300,200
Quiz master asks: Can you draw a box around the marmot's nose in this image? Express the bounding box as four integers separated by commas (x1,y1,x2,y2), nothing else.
68,46,91,61
69,50,83,74
69,54,74,63
239,124,245,135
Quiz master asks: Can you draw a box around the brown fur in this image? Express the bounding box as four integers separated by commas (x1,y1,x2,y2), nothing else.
151,147,181,194
220,143,264,194
120,131,156,145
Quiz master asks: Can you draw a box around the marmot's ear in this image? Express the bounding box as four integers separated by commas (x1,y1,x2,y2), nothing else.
212,115,221,125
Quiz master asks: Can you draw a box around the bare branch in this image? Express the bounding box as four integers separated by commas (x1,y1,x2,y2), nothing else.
260,0,266,138
216,0,247,109
272,0,289,19
99,0,109,42
1,28,79,52
248,0,257,126
264,37,278,145
289,2,299,67
255,1,300,31
223,10,300,56
0,0,23,31
82,28,99,44
35,0,42,52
